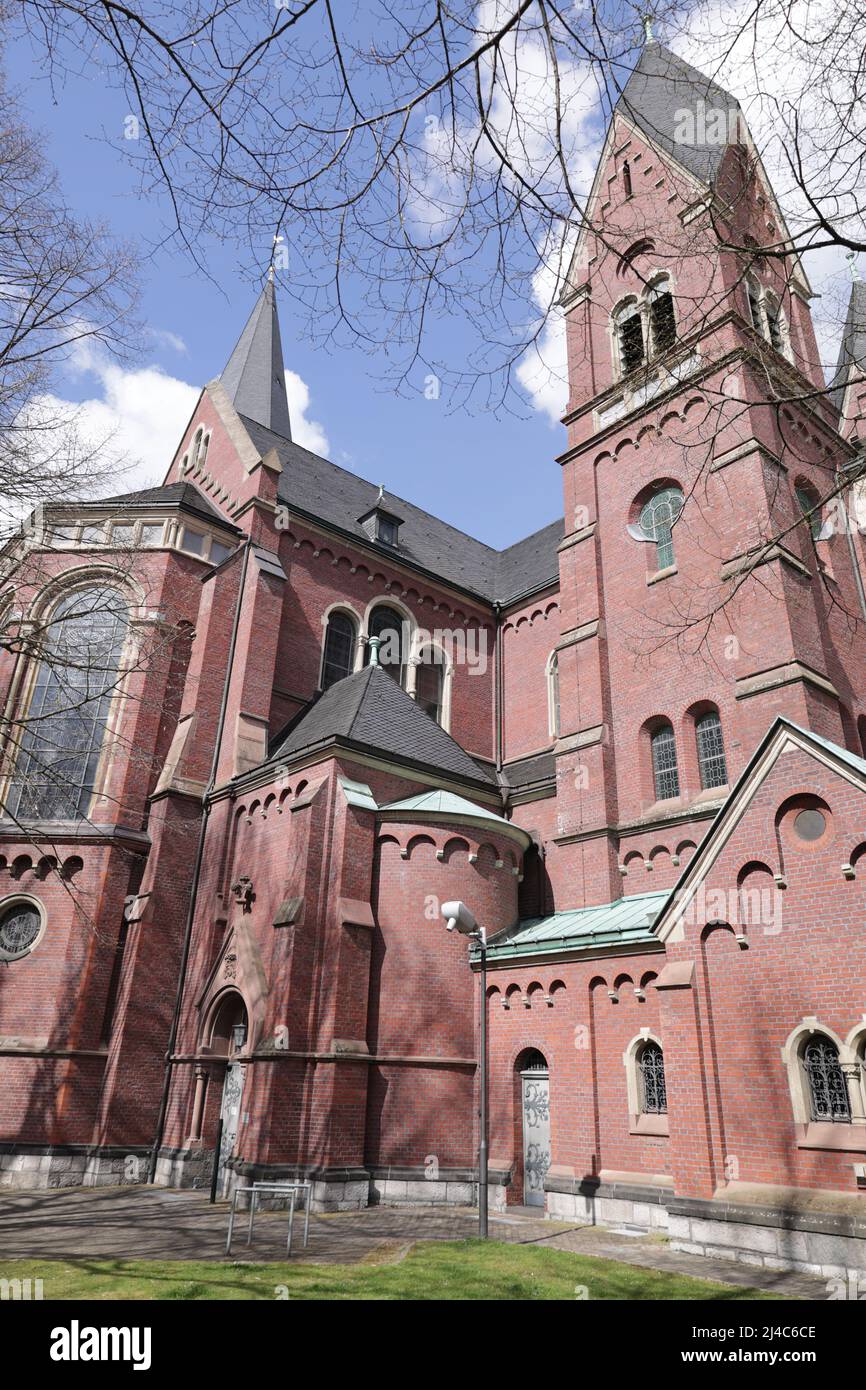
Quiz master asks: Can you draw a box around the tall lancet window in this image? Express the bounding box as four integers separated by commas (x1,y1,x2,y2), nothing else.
366,605,406,684
651,723,680,801
321,611,357,690
6,587,128,822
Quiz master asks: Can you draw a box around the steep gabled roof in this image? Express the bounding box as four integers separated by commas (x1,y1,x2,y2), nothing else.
617,40,741,185
219,279,292,438
652,718,866,942
239,414,561,604
831,278,866,410
267,663,498,787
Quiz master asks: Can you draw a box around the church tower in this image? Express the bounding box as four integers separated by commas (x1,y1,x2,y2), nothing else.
548,38,866,910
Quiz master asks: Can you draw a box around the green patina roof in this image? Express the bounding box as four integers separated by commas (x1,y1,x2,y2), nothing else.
482,890,668,961
381,789,507,822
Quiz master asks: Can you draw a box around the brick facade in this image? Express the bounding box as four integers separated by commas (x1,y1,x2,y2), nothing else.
1,40,866,1275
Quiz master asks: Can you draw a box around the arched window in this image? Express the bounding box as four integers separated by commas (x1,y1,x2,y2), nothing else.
415,645,445,723
7,586,128,822
198,433,210,469
615,300,645,375
639,486,684,570
745,275,763,333
321,610,357,690
548,651,561,738
651,723,680,800
367,605,406,684
803,1037,851,1123
695,710,728,789
795,484,821,541
648,277,676,353
622,160,633,198
764,293,785,354
638,1041,667,1114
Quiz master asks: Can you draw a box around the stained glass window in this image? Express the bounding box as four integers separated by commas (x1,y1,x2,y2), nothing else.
5,587,128,822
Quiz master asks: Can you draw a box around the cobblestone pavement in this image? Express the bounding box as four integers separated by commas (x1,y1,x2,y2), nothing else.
0,1186,829,1299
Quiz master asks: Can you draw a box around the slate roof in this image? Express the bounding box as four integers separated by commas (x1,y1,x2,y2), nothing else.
617,41,741,185
501,750,556,791
240,413,561,604
220,279,293,439
482,890,667,961
830,279,866,410
267,664,499,787
83,482,233,526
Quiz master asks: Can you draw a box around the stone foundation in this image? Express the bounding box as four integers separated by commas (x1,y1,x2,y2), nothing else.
0,1144,151,1190
545,1175,671,1232
666,1194,866,1282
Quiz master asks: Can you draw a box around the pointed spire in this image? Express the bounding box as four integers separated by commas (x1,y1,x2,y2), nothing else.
219,279,292,439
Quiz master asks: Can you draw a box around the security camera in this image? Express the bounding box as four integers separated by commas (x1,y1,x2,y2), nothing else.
440,900,478,937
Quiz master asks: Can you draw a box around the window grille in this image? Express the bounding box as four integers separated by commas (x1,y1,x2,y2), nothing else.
639,1042,667,1114
803,1038,851,1123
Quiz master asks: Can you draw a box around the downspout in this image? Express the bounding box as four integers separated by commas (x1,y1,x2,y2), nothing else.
841,457,866,632
147,538,252,1182
493,601,503,773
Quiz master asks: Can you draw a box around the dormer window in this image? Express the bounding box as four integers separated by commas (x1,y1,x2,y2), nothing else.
376,514,399,546
358,505,403,548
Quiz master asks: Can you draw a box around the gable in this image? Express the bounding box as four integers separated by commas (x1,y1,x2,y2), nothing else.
653,720,866,942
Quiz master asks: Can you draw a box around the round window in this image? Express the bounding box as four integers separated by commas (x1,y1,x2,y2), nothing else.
0,902,42,960
794,808,826,842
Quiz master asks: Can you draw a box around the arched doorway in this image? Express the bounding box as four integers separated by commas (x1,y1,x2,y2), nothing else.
206,991,249,1196
517,1049,550,1207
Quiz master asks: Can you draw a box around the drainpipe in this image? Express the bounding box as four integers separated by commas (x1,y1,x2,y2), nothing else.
840,458,866,632
493,601,503,773
147,539,252,1183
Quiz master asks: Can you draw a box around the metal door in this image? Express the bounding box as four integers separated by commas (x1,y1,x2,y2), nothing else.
217,1061,244,1196
521,1062,550,1207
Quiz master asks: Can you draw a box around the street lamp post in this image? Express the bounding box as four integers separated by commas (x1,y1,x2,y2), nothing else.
441,900,488,1238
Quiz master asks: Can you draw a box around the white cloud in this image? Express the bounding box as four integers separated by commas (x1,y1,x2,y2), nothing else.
38,342,200,494
284,369,329,455
29,342,331,503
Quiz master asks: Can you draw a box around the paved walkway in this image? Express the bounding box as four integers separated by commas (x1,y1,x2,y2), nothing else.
0,1186,828,1298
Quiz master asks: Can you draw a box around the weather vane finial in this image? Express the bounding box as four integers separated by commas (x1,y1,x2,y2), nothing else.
642,12,656,43
846,251,861,282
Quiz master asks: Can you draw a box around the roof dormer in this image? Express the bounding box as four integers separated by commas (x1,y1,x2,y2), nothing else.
358,504,403,548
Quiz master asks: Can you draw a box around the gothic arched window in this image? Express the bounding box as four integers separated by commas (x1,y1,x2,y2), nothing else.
321,611,356,690
648,277,676,353
795,484,822,541
415,645,445,723
695,710,728,789
638,1041,667,1114
615,299,645,375
639,486,683,571
803,1037,851,1123
548,651,561,738
367,605,406,683
651,722,680,801
7,586,128,822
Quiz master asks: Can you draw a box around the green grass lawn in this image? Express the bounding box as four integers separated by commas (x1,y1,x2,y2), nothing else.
0,1240,786,1301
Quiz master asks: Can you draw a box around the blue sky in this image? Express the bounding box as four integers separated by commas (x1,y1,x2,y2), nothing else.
8,30,573,550
8,10,856,550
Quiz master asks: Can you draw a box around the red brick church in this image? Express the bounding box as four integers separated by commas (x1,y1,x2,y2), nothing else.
2,40,866,1278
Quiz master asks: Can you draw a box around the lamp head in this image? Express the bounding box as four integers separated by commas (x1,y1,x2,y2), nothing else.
441,900,478,937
